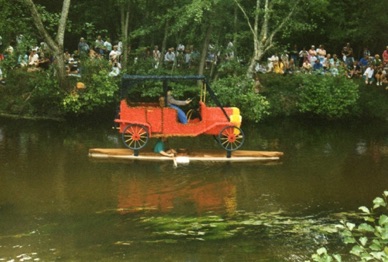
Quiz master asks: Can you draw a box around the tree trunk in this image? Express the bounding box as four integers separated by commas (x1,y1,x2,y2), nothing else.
161,20,169,57
120,7,130,70
198,24,212,76
235,0,299,77
22,0,70,88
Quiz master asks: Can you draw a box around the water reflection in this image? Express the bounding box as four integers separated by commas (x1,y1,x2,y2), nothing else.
0,117,387,261
116,166,237,215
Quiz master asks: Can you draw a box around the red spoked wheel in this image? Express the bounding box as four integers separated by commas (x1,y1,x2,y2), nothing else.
121,124,149,150
217,126,245,152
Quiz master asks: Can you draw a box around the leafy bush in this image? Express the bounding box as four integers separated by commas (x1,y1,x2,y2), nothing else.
62,67,119,114
259,73,301,117
259,74,360,119
211,76,270,123
0,68,63,117
296,74,359,119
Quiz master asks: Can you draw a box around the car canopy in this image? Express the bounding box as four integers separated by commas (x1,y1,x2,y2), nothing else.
120,74,230,121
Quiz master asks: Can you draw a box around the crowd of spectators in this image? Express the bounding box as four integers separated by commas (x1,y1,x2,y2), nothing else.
259,43,388,88
1,35,387,89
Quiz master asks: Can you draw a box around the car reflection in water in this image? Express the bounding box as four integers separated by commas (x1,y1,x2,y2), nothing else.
116,172,237,216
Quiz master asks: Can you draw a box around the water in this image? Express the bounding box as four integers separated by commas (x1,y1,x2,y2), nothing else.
0,117,387,261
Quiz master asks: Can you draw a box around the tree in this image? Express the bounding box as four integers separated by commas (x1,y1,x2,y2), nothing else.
234,0,303,76
20,0,70,88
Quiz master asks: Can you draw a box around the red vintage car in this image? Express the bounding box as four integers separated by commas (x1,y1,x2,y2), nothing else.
114,75,244,157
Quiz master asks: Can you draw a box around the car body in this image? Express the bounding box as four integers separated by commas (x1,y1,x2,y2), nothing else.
114,75,244,156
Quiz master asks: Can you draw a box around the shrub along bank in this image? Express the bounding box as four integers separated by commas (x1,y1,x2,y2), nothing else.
0,68,387,122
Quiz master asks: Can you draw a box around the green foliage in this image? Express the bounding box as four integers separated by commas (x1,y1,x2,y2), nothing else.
217,59,247,78
338,191,388,261
211,76,270,123
310,191,388,262
139,210,342,244
357,81,388,120
296,74,359,119
0,68,63,117
35,4,61,34
62,63,119,114
259,74,301,117
259,73,360,119
311,247,342,262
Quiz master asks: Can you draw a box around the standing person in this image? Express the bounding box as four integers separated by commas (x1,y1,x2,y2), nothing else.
104,38,113,59
308,45,317,66
152,45,161,69
153,137,177,157
289,44,298,67
184,48,192,69
363,47,371,58
342,42,354,69
167,87,192,124
383,46,388,66
226,40,235,60
316,44,326,64
95,35,105,56
164,48,176,68
298,47,308,68
78,37,89,57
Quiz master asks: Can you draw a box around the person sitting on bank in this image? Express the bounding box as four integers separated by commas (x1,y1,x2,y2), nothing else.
153,137,176,157
167,87,192,124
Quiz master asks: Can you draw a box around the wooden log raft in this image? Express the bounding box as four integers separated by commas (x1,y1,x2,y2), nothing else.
88,148,283,163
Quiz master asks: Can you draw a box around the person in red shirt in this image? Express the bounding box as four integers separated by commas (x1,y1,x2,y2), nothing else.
382,46,388,66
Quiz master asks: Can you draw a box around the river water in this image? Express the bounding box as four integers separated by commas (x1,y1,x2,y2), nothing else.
0,117,387,261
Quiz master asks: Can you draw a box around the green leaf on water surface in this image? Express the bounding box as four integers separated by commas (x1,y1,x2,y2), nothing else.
370,239,382,250
381,227,388,240
383,191,388,198
373,197,386,209
370,251,387,260
359,236,368,246
346,222,356,231
316,225,338,234
343,236,356,244
358,223,375,232
358,206,370,214
350,245,363,256
241,219,263,226
316,247,328,255
333,254,342,262
364,217,376,223
378,215,388,226
360,253,373,261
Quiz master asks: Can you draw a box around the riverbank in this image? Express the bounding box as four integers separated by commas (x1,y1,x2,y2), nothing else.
1,69,388,122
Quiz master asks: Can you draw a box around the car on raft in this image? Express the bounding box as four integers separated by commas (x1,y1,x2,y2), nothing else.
114,75,245,157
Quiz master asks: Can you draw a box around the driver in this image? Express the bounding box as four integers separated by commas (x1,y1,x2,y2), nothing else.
166,87,192,124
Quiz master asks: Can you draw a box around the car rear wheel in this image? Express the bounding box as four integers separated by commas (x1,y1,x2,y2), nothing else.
218,126,245,151
122,124,149,150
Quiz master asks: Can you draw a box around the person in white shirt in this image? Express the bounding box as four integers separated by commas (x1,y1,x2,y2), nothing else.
28,50,39,66
153,45,161,68
109,60,121,77
363,65,375,85
164,48,176,68
104,38,113,57
109,45,119,61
